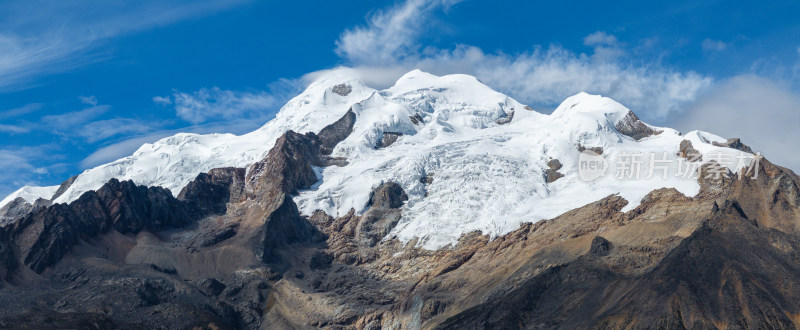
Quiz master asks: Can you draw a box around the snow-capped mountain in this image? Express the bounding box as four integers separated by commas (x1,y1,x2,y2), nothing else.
6,69,798,329
0,185,59,208
1,69,755,249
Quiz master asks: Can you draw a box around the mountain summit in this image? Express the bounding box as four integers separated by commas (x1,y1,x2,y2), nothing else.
3,70,797,329
3,70,754,248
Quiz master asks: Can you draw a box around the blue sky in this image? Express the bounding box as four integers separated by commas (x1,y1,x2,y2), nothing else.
1,0,799,197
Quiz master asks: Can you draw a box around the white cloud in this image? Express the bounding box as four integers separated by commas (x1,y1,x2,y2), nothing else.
0,103,42,120
79,95,98,106
0,124,30,134
702,39,728,52
156,87,280,124
335,0,461,66
152,95,172,105
584,31,619,46
0,146,59,198
674,75,800,170
40,105,110,131
334,1,712,121
77,118,155,143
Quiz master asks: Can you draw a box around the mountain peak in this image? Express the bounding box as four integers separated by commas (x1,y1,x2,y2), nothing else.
551,92,631,120
6,70,758,250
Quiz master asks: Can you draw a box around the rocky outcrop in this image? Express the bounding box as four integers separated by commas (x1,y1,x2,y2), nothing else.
178,167,246,217
317,109,356,156
577,143,604,155
355,182,407,247
375,132,403,148
409,113,424,125
615,110,662,140
495,110,514,125
544,159,564,183
50,175,78,202
245,131,323,203
331,83,352,96
9,179,197,273
712,137,755,153
677,139,703,160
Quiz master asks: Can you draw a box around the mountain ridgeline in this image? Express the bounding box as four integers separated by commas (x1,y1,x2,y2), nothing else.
1,70,800,329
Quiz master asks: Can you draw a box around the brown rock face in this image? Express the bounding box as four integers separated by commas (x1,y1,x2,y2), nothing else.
615,110,662,140
178,167,246,216
712,137,755,153
545,159,564,183
375,132,403,148
355,182,407,247
677,139,703,160
317,108,356,156
577,143,604,155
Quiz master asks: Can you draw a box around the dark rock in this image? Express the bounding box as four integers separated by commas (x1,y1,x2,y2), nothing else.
197,278,227,296
199,225,238,247
259,193,324,263
713,137,754,153
366,182,408,210
51,175,78,201
589,236,611,256
420,173,434,185
375,132,403,148
317,109,356,156
9,174,233,274
547,159,563,171
356,183,407,247
178,167,246,217
136,279,175,307
544,159,565,183
615,110,662,140
577,143,604,155
246,131,323,201
409,113,424,125
95,179,192,234
495,110,514,125
331,84,352,96
677,139,703,161
150,264,177,275
309,251,333,270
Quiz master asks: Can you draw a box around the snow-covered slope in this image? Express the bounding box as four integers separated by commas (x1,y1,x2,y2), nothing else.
6,69,757,249
0,185,59,209
51,71,376,205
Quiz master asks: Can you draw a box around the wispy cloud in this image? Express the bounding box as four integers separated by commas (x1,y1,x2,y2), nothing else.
0,145,60,197
76,118,156,143
335,0,462,66
0,0,251,91
155,87,281,124
702,39,728,52
41,105,110,131
0,103,42,120
79,95,97,106
334,1,712,121
0,124,30,134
